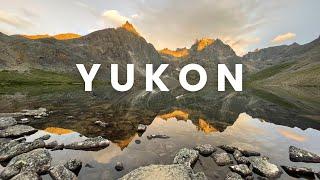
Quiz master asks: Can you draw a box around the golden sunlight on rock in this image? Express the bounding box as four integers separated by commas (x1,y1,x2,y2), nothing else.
277,128,306,142
120,21,140,36
197,118,218,133
44,127,74,135
114,134,137,150
197,38,214,51
158,110,189,120
159,48,189,57
23,33,81,40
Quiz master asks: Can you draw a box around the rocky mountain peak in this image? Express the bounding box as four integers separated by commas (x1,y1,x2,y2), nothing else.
120,21,140,36
196,38,214,51
20,33,81,40
159,47,189,57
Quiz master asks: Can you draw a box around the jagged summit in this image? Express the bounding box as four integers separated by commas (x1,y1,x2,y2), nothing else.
21,33,81,40
195,38,214,51
119,21,140,36
159,47,189,58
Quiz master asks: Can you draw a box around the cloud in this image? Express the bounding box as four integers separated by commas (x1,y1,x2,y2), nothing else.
271,32,296,44
225,37,260,56
0,10,33,29
102,10,130,27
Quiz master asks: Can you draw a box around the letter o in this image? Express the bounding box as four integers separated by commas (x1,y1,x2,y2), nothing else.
179,64,207,92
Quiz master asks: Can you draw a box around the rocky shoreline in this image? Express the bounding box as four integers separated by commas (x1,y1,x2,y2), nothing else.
0,109,320,179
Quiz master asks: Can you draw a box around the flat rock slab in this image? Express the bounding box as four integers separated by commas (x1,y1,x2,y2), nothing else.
65,136,109,150
0,149,52,179
49,165,77,180
251,157,281,178
0,117,17,129
11,171,41,180
194,144,216,156
229,164,252,177
119,164,207,180
281,166,315,179
289,146,320,163
212,152,233,166
173,148,199,167
0,125,37,138
225,172,243,180
0,139,45,161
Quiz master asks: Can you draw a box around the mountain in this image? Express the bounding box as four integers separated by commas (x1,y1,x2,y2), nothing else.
159,48,189,58
20,33,81,40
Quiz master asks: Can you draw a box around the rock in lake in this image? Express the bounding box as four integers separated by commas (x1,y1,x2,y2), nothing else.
194,144,216,156
115,161,124,171
219,145,238,153
0,139,45,161
119,164,207,180
229,164,252,177
22,108,48,117
212,152,233,166
233,150,242,159
0,149,52,179
49,165,77,180
36,134,51,141
219,145,260,157
45,140,59,149
0,125,37,138
173,148,199,167
64,159,82,174
65,136,109,150
11,171,41,180
0,117,17,129
251,157,281,178
147,134,170,140
281,166,315,178
289,146,320,163
225,171,243,180
137,124,147,132
235,156,251,166
19,118,30,124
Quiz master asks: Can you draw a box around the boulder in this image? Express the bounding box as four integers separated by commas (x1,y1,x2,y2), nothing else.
115,161,124,171
0,117,17,129
137,124,147,132
281,166,315,178
0,149,51,179
65,136,109,150
49,165,77,180
0,139,45,161
45,140,59,149
173,148,199,167
251,157,281,178
289,146,320,163
212,152,233,166
225,171,243,180
194,144,216,156
64,159,82,174
229,164,252,177
0,125,37,138
119,164,207,180
11,171,41,180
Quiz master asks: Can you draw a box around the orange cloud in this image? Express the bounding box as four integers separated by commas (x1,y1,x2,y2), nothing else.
271,32,296,44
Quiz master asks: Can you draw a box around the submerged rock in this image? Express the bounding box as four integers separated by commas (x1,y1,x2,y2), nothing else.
64,159,82,174
194,144,216,156
212,152,233,166
225,171,243,180
49,165,77,180
137,124,147,132
65,136,109,150
0,117,17,129
251,157,281,178
147,134,170,140
0,149,52,179
115,161,124,171
11,171,41,180
173,148,199,167
229,164,252,177
119,164,207,180
0,125,37,138
281,166,315,178
0,139,45,161
289,146,320,163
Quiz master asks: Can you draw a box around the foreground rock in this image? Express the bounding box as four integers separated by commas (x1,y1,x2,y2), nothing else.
251,157,281,178
229,164,252,177
233,150,250,165
281,166,315,178
194,144,216,156
0,117,17,129
137,124,147,132
11,171,41,180
225,171,243,180
289,146,320,163
65,136,109,150
0,149,52,179
0,125,37,138
0,139,45,161
64,159,82,174
49,165,77,180
119,164,207,180
212,152,233,166
173,148,199,167
219,145,260,157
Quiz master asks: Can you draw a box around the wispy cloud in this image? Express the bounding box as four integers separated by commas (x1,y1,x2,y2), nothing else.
271,32,296,44
102,10,130,27
0,10,33,29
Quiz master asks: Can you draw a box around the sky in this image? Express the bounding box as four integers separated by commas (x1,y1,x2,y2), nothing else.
0,0,319,56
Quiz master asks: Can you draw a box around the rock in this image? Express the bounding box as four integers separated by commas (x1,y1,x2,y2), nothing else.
173,148,199,167
219,145,260,157
233,150,242,159
137,124,147,132
219,145,238,153
45,140,59,149
235,156,251,166
65,136,109,150
0,149,52,179
85,163,94,168
251,157,281,178
135,140,141,144
0,117,17,129
316,172,320,178
94,120,109,128
289,146,320,163
11,171,41,180
119,164,207,180
281,166,315,178
0,139,45,162
212,152,233,166
22,108,48,117
115,161,124,171
240,149,260,157
225,171,243,180
229,164,252,177
64,159,82,174
52,143,64,151
49,165,77,180
0,125,37,138
37,134,51,140
147,134,170,140
19,118,30,124
194,144,216,156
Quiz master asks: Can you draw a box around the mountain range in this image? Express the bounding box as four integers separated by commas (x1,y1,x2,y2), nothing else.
0,21,319,87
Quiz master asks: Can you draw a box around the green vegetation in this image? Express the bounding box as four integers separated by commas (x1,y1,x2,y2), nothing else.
251,89,298,109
